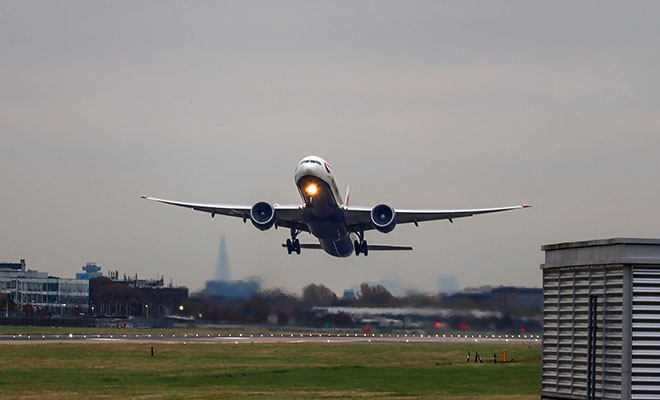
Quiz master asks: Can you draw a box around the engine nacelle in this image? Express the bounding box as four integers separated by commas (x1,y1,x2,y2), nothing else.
250,201,275,231
371,204,397,233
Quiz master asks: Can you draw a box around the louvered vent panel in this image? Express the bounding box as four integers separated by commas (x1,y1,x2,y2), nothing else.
542,265,623,399
631,267,660,400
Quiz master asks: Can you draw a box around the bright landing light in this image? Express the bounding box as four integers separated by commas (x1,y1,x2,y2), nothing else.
306,184,318,195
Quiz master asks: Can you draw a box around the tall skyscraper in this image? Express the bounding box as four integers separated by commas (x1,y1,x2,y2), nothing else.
216,234,230,281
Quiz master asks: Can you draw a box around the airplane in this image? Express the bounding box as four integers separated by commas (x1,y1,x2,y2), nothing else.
142,155,530,257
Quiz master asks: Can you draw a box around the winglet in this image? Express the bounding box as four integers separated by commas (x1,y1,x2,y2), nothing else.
522,204,532,208
141,195,148,199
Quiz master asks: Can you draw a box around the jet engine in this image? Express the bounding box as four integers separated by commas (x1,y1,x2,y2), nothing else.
250,201,275,230
371,203,397,233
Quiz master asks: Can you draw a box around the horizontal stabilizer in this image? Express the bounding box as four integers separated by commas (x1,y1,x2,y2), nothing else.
366,244,413,251
300,243,323,249
281,243,323,249
281,243,412,251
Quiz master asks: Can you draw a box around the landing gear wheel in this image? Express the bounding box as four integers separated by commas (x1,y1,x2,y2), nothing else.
354,239,368,256
287,227,303,255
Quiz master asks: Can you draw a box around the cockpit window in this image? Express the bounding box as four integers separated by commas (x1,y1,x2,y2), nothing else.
300,159,322,165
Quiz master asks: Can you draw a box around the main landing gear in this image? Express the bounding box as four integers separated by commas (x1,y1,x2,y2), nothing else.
354,231,368,256
286,238,300,254
286,228,301,255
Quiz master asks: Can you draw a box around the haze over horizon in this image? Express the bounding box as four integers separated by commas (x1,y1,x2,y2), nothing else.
2,2,659,295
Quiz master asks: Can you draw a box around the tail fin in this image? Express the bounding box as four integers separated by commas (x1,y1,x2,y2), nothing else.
344,185,350,207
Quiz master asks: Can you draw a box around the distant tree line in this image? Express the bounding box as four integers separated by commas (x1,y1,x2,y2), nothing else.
182,283,542,330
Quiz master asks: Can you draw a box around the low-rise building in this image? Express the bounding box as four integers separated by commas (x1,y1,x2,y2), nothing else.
89,275,188,317
0,259,88,316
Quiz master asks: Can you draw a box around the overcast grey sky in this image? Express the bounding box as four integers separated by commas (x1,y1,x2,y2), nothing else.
2,1,659,294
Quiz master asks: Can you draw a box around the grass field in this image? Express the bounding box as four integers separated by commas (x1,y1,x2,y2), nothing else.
0,342,540,399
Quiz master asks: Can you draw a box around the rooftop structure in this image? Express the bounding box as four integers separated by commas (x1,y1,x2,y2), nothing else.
76,262,103,279
109,271,165,288
0,259,26,272
541,238,660,400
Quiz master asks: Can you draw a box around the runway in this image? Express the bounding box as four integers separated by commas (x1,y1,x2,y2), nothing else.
0,332,539,345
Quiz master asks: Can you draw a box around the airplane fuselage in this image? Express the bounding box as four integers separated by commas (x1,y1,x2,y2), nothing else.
294,156,354,257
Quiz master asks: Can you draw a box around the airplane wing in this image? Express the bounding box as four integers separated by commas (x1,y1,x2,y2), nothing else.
141,196,308,232
344,204,530,232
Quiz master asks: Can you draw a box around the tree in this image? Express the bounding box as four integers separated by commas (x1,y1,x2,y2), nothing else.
400,291,441,307
356,283,398,307
96,284,148,316
241,297,269,323
22,303,35,318
0,293,17,314
301,284,337,307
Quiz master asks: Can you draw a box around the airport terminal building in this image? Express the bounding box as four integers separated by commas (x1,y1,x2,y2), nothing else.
0,259,89,316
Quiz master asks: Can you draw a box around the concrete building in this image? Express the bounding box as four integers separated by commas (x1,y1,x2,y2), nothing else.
541,238,660,400
0,259,89,316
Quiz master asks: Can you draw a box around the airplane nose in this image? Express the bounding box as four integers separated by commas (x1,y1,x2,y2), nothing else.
297,163,314,175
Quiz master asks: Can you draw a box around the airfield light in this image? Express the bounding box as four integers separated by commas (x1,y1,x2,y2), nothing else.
179,305,184,311
306,184,318,196
435,322,441,328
